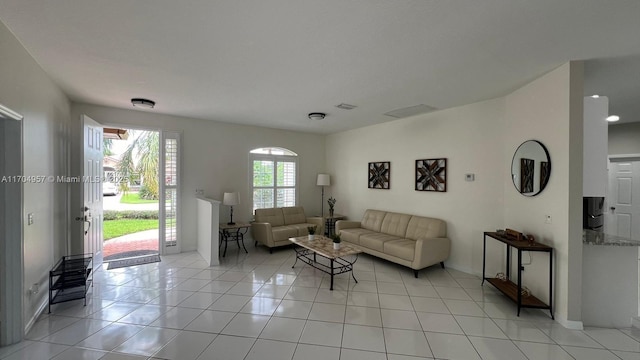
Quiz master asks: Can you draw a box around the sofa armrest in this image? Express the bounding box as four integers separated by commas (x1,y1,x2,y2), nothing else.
251,222,274,247
413,237,451,270
335,220,361,234
306,217,324,235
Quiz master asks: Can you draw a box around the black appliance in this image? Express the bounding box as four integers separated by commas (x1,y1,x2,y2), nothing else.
583,197,604,231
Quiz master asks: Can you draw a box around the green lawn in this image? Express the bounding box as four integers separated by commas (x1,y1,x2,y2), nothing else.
104,219,159,240
120,192,158,204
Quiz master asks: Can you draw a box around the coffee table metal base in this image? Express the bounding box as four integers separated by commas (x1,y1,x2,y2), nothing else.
292,247,358,290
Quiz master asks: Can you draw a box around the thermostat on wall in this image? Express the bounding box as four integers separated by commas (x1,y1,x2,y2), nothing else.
465,174,475,182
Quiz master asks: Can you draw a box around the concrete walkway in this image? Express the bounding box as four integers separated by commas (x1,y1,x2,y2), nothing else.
103,229,159,258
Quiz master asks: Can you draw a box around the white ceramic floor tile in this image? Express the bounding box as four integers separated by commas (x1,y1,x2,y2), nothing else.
434,286,472,300
405,284,439,298
425,332,480,360
444,299,487,316
244,339,297,360
284,286,319,301
614,350,640,360
148,290,194,306
341,348,389,360
349,280,378,293
562,345,621,360
226,282,263,296
117,304,171,325
259,317,306,342
198,280,236,293
196,334,255,360
184,309,236,333
208,294,252,312
379,294,414,311
468,336,527,360
410,297,450,314
266,273,298,285
583,328,640,352
345,306,383,327
383,328,432,358
152,330,216,360
217,271,250,282
51,347,107,360
2,342,69,360
274,299,313,319
255,284,291,299
191,269,226,280
375,272,403,282
456,315,507,339
177,292,222,309
220,313,270,338
76,323,144,351
308,302,346,323
342,324,386,352
122,289,162,303
114,326,179,356
492,319,553,343
240,296,282,316
292,344,340,360
537,323,604,348
514,341,574,360
315,289,348,304
26,315,80,340
0,340,35,359
377,282,408,295
150,307,203,329
381,309,422,330
42,318,111,345
416,312,464,334
386,355,432,360
299,320,344,347
347,291,380,308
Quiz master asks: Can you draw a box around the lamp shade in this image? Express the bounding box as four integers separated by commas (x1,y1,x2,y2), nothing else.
316,174,331,187
223,192,240,206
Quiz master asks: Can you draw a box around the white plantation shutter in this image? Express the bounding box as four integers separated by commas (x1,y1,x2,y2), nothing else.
250,148,298,211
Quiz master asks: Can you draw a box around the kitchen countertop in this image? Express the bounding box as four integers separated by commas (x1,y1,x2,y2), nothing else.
583,229,640,246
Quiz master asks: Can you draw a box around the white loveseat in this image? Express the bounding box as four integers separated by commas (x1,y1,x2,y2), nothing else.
336,209,450,277
251,207,324,253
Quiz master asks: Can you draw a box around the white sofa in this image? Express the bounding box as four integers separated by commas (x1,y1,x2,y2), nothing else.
251,207,324,253
336,209,450,277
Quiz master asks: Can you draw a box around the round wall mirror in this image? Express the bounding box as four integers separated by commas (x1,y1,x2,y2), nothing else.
511,140,551,196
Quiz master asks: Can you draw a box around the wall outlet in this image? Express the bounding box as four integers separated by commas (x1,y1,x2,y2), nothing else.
465,174,475,182
27,213,34,225
545,215,552,224
195,189,204,196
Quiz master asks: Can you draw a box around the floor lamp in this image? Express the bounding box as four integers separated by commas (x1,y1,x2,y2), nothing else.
317,174,330,216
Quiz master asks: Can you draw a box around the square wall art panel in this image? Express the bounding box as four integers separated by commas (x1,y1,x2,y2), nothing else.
368,162,390,189
415,158,447,192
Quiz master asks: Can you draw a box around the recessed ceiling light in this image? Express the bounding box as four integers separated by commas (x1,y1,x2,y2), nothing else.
606,115,620,122
591,95,600,98
131,98,155,108
308,113,326,120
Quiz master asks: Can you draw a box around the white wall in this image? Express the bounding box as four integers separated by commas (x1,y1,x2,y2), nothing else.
503,62,584,326
583,96,608,196
609,122,640,155
0,20,71,334
326,62,584,326
326,98,506,275
70,103,326,252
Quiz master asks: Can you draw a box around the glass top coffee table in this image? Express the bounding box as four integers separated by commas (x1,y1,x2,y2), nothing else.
289,235,361,290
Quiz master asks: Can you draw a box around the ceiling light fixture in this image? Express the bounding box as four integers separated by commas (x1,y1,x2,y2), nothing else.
308,112,326,120
131,98,156,109
591,95,600,98
606,115,620,122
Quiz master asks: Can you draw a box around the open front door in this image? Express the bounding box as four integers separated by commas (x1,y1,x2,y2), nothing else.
81,115,104,266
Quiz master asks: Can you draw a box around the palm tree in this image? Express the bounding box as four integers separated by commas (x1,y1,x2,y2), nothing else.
117,130,159,199
103,138,114,156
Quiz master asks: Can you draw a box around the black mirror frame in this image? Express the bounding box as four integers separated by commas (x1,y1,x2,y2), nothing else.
511,140,551,197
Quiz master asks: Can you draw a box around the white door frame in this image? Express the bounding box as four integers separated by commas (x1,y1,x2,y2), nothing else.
0,104,24,346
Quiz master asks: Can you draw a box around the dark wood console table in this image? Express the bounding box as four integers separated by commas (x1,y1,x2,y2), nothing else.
482,232,553,319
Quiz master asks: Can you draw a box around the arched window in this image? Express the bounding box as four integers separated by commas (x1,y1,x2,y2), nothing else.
250,147,298,211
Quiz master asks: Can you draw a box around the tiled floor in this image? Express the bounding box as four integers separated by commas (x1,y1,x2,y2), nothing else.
3,246,640,360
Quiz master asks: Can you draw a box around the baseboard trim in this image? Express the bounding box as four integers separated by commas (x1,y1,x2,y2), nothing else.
24,297,48,336
632,317,640,329
556,317,584,330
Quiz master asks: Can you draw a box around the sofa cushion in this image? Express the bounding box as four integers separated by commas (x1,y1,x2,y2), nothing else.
282,206,307,225
405,216,446,240
287,223,317,236
384,239,416,261
255,208,285,227
361,210,387,232
380,212,412,237
272,226,299,241
359,233,403,252
340,228,378,245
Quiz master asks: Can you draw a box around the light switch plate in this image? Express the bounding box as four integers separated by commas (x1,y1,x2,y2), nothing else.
465,174,475,181
28,213,34,225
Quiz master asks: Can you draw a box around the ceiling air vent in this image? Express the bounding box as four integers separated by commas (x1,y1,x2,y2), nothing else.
335,103,357,110
384,104,437,119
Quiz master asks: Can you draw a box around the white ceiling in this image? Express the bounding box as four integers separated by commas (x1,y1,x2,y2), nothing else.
1,0,639,133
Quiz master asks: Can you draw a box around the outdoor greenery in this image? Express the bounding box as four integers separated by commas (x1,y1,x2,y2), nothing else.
104,219,159,240
104,210,159,220
103,138,113,156
252,159,295,208
120,192,158,204
117,130,159,199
